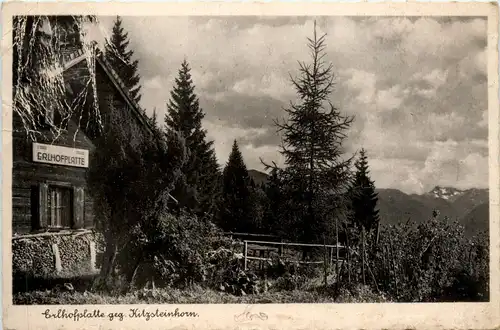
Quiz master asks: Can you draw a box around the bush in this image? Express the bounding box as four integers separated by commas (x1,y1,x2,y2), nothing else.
365,212,489,302
273,274,308,291
118,210,223,290
334,284,389,303
205,246,263,296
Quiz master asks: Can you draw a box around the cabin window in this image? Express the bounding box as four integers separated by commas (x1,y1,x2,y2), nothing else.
47,185,73,228
35,183,86,231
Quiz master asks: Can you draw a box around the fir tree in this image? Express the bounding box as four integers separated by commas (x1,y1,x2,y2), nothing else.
164,59,221,219
263,167,284,235
348,148,380,285
249,185,267,233
105,16,142,105
349,148,380,234
220,140,254,232
149,108,158,128
264,22,354,246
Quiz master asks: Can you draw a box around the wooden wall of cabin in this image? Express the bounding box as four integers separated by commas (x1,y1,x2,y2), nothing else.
11,100,95,235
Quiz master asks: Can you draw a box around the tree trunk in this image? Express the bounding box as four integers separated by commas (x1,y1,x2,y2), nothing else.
362,226,366,285
100,230,118,280
302,246,309,261
367,260,380,293
335,215,339,279
375,221,380,247
323,236,328,287
127,256,142,291
346,229,351,285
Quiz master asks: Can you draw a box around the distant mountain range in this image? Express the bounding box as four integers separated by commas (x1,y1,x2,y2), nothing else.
377,186,489,236
248,169,270,186
248,169,489,237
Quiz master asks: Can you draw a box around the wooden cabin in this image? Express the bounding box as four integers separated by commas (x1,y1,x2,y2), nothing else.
11,45,153,280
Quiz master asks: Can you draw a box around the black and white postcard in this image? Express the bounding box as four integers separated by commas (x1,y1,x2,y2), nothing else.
2,2,499,329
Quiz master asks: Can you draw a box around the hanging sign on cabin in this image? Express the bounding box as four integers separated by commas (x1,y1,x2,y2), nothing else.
32,143,89,168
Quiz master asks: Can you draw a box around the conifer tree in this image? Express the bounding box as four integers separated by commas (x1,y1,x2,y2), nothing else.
220,140,254,232
149,108,158,128
249,185,267,233
348,148,380,285
164,59,221,219
264,22,354,246
263,167,284,235
105,16,142,105
349,148,380,235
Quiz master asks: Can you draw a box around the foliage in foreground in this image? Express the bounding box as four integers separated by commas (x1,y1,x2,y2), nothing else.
342,211,489,302
120,211,226,290
14,283,389,305
14,208,488,304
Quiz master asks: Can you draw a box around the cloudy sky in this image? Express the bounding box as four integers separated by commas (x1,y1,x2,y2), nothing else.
90,16,487,194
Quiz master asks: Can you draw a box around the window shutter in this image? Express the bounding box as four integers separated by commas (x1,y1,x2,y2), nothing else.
73,187,85,229
38,183,48,228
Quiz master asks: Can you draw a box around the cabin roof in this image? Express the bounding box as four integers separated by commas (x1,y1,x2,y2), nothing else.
61,46,154,135
60,46,179,205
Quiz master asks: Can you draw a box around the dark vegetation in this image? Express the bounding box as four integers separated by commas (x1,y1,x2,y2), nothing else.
13,17,489,304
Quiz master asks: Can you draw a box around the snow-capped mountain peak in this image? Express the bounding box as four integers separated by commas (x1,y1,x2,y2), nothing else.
428,186,464,200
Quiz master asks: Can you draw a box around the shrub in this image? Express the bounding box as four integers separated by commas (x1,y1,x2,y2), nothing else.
205,246,263,296
335,284,389,303
273,274,308,291
366,212,489,302
118,210,223,290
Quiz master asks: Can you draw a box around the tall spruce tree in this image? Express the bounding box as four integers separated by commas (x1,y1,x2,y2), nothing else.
149,108,158,128
220,140,254,232
263,167,283,235
165,59,221,219
349,148,380,234
265,22,354,246
105,16,142,105
348,148,379,285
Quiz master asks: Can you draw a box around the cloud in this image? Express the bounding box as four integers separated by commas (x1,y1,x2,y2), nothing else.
92,16,488,194
478,109,488,128
203,120,282,169
232,72,295,101
369,139,488,194
343,69,377,104
376,85,406,110
422,69,449,89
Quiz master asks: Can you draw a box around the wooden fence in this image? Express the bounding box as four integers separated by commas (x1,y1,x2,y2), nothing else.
242,239,346,271
223,232,282,242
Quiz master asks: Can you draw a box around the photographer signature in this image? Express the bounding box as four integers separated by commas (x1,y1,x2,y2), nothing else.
234,305,269,323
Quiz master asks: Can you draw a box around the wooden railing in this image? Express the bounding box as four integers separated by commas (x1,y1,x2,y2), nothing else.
223,232,282,241
242,239,346,270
